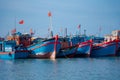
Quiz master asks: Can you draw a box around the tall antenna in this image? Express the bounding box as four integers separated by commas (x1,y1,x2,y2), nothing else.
78,24,81,35
84,29,86,36
99,27,102,37
64,27,67,37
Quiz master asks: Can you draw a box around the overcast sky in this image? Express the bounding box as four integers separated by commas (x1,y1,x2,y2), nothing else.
0,0,120,37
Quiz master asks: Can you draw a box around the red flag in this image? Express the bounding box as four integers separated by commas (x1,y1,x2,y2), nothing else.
48,11,52,17
78,24,81,29
19,20,24,24
11,28,16,34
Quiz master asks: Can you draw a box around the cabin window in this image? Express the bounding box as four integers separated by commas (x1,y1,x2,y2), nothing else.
5,46,12,52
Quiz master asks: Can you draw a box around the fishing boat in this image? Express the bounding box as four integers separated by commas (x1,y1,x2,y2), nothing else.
103,30,120,57
27,35,61,59
0,40,29,59
56,35,92,58
91,40,117,57
75,40,92,57
56,38,77,58
56,46,77,58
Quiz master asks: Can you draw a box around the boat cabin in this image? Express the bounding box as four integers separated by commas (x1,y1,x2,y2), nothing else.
7,32,32,47
0,41,16,52
105,30,120,42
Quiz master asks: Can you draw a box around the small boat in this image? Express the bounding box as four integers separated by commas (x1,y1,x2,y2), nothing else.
75,40,92,57
91,40,117,57
56,45,77,58
0,40,29,59
27,35,61,59
56,38,77,58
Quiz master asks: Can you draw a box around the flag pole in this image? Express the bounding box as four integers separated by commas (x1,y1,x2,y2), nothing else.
50,15,52,31
50,15,53,37
48,11,53,38
14,16,17,32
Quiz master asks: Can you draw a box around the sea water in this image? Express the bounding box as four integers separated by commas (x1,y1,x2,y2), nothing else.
0,57,120,80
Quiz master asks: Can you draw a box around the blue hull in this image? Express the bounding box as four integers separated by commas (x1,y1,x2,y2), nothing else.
76,40,92,57
116,41,120,56
0,52,14,59
27,37,61,59
56,46,77,58
0,51,29,59
91,41,116,57
15,51,29,59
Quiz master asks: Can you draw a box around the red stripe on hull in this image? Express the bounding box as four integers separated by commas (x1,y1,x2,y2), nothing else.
0,52,14,54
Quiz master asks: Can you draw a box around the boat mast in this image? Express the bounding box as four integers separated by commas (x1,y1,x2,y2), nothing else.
77,24,81,36
48,11,53,38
